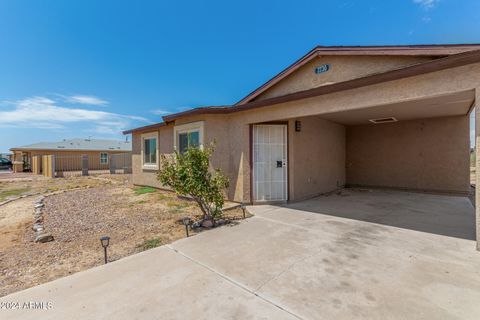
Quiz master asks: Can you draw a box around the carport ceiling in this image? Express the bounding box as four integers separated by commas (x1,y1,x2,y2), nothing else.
319,90,475,125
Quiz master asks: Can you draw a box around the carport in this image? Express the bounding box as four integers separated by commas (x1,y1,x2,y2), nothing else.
289,90,472,198
252,88,475,249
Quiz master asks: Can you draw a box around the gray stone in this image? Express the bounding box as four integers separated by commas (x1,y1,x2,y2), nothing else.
201,219,213,228
35,232,54,243
34,203,44,209
216,219,228,226
32,223,43,232
191,221,202,229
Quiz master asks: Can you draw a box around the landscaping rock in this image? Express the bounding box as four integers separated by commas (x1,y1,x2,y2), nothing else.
216,219,228,226
35,233,54,243
191,221,202,229
34,203,44,209
201,219,213,228
32,223,43,232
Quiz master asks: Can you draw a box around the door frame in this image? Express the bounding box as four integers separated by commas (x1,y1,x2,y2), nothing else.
249,121,289,204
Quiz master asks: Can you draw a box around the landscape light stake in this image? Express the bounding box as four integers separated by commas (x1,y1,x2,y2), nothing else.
100,236,110,264
183,217,191,237
241,203,246,219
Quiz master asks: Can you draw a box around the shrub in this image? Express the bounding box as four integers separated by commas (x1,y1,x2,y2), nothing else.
158,143,229,221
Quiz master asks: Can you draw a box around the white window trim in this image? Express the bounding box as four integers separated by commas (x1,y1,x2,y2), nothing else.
141,131,159,170
173,121,204,151
100,152,108,165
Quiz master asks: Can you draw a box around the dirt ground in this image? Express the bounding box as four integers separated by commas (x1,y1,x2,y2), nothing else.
0,173,121,202
0,174,245,297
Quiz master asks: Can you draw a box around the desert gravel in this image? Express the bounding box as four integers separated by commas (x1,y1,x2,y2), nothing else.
0,183,199,297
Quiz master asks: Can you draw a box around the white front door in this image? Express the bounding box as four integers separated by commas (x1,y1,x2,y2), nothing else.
252,124,288,202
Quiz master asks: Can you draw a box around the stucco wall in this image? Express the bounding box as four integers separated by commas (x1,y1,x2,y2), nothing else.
131,125,174,188
288,117,346,201
346,116,470,193
254,55,433,101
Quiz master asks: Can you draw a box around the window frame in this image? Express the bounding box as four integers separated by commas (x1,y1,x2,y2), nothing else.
141,131,159,170
173,121,204,153
100,152,108,165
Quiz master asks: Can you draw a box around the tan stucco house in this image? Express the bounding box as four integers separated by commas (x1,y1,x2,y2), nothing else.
124,44,480,248
10,138,131,173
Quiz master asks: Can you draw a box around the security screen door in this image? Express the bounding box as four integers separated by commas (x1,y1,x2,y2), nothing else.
252,124,288,202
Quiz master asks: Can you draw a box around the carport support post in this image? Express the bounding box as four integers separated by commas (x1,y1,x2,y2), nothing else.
476,89,480,251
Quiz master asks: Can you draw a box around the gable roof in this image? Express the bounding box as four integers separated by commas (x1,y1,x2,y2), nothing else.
123,45,480,134
235,44,480,105
11,138,131,152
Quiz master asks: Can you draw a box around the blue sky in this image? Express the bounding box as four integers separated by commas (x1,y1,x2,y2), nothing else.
0,0,479,152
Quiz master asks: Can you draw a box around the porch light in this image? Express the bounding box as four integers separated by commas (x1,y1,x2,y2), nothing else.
183,217,191,237
295,120,302,132
100,236,110,264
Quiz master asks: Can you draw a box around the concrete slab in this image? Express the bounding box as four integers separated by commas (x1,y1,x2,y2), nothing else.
0,246,297,320
1,189,479,319
172,190,480,319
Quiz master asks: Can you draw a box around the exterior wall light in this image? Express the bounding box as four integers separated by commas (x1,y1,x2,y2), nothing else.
100,236,110,264
295,120,302,132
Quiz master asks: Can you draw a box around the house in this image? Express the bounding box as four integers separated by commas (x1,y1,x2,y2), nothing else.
10,138,132,174
124,44,480,248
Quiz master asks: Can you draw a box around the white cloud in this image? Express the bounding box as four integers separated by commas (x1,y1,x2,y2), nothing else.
151,109,170,115
422,16,432,23
66,95,108,106
413,0,439,9
0,96,149,135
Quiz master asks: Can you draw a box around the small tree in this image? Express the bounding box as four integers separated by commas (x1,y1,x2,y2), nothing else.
158,143,229,221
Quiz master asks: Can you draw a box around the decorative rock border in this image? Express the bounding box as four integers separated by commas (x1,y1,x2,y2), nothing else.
33,196,54,243
0,183,107,208
0,192,41,207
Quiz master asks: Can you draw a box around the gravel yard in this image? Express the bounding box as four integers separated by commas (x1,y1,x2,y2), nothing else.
0,175,245,297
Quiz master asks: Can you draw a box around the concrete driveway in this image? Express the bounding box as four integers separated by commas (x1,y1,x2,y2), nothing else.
1,189,480,319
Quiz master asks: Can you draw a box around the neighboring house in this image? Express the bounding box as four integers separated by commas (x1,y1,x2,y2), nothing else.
124,44,480,245
10,138,131,173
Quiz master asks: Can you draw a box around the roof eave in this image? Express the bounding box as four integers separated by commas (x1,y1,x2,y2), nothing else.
10,148,131,152
122,122,167,135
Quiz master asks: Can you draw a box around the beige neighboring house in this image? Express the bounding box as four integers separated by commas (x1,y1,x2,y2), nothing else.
10,138,131,173
124,44,480,247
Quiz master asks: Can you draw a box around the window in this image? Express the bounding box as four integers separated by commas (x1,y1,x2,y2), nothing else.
144,138,157,164
100,153,108,165
174,121,204,153
141,132,159,169
178,131,200,153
